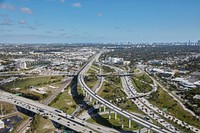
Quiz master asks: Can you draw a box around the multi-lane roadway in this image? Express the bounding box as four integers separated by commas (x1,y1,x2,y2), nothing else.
78,52,172,133
0,91,96,133
108,64,199,133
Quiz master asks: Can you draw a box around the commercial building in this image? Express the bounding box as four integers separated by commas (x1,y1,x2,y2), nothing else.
172,78,197,89
0,120,4,129
15,61,27,70
108,57,124,64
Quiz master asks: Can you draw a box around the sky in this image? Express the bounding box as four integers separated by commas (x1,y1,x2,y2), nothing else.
0,0,200,43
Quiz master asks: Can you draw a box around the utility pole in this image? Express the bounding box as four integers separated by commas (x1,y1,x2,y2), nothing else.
0,104,3,119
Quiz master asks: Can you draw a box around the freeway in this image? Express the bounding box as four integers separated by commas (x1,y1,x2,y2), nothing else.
15,53,100,133
16,77,73,133
0,91,97,133
109,64,199,133
42,77,73,105
0,85,117,133
121,76,179,133
78,52,172,133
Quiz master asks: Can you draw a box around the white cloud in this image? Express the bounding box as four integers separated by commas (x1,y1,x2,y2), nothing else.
18,20,27,25
20,7,32,14
97,12,103,17
0,4,15,10
72,2,81,8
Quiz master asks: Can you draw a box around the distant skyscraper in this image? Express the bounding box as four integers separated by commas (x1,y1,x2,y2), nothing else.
197,40,200,45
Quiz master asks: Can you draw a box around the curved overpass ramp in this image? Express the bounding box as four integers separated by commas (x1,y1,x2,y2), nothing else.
78,52,172,133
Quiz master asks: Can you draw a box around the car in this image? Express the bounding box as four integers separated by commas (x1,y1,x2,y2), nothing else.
55,109,63,113
39,109,44,112
57,117,61,120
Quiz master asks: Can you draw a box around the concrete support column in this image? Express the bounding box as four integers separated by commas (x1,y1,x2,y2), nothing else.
129,119,131,128
103,106,106,112
85,92,88,97
96,100,98,105
99,104,101,112
92,98,95,105
108,109,111,119
138,124,141,133
121,116,124,128
89,96,92,102
114,112,117,119
147,128,150,133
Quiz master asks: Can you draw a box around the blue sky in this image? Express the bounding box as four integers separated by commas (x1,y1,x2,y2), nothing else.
0,0,200,43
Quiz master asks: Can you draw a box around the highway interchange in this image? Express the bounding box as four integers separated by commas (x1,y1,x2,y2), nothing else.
78,52,174,133
0,51,199,133
0,91,97,133
101,61,199,133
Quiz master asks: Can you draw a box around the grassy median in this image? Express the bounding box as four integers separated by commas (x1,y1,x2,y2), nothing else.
50,86,77,114
149,87,200,129
132,78,153,93
98,79,143,114
134,73,153,84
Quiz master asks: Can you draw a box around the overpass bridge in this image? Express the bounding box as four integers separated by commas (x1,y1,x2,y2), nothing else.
0,91,97,133
126,94,149,99
97,73,134,77
78,52,172,133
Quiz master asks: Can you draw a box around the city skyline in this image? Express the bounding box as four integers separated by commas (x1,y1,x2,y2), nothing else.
0,0,200,43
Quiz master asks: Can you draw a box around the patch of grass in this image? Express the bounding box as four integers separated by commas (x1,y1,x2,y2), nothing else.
121,100,144,114
0,76,63,100
0,102,15,114
77,83,84,96
86,68,98,75
133,68,140,73
98,82,125,100
135,73,153,84
91,65,100,72
1,76,62,90
30,115,55,133
50,87,77,114
149,87,200,129
98,82,142,114
101,66,115,73
92,63,101,69
87,113,139,131
0,76,11,81
84,75,98,89
105,76,122,87
132,78,153,93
